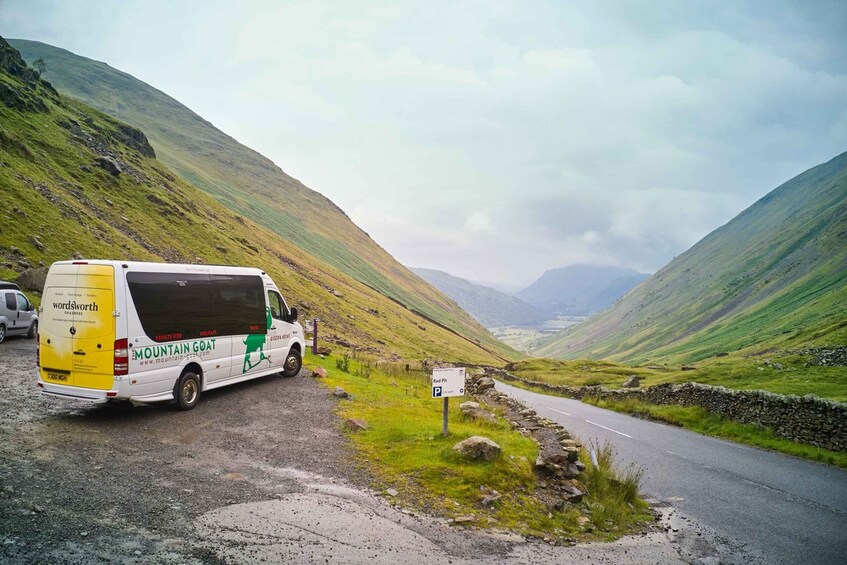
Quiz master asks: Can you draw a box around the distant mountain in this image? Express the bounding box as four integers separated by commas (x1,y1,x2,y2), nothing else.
467,278,527,295
515,265,649,316
9,38,515,362
536,151,847,363
412,269,548,328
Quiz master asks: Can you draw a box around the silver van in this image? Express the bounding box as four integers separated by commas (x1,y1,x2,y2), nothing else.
0,285,39,343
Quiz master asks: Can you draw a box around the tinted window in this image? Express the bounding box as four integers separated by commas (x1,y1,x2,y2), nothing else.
211,275,266,335
267,291,287,321
4,293,16,311
127,272,266,342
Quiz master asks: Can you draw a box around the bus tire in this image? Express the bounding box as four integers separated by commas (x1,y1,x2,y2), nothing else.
175,371,201,410
282,349,302,377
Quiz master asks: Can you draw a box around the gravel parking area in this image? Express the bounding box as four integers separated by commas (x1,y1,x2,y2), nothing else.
1,338,729,564
0,337,364,563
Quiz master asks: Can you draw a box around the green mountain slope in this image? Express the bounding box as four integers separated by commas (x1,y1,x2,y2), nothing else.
8,38,514,360
536,152,847,363
0,37,513,364
516,265,649,316
411,268,547,328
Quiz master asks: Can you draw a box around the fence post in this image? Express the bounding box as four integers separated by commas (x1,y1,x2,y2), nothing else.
311,318,319,355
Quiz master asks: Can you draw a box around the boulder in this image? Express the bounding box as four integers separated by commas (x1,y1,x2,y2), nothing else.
481,493,501,507
345,418,368,431
459,401,480,413
463,408,498,424
311,367,328,378
333,386,349,399
15,266,48,292
476,377,496,392
622,375,641,388
561,483,584,503
93,156,122,175
452,436,501,462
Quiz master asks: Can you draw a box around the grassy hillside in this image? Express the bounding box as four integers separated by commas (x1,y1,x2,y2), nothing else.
8,38,515,361
516,265,649,317
411,268,547,327
0,37,512,365
536,153,847,364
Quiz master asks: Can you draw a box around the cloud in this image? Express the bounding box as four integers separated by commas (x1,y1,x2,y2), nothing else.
2,0,845,285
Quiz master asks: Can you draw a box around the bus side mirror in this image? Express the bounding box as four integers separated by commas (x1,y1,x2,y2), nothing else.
288,307,298,323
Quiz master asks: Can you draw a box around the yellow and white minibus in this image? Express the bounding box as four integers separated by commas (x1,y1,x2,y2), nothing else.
37,260,304,410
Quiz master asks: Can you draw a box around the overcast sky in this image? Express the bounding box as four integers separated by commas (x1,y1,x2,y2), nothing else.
3,1,846,285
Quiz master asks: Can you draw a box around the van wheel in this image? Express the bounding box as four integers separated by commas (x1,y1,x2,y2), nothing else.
27,320,38,339
175,372,201,410
0,324,5,343
282,349,302,377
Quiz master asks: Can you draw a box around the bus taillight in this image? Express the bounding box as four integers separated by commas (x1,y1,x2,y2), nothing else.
114,339,129,376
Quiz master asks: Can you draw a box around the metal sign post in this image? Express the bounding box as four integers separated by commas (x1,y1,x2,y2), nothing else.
311,318,319,355
442,397,449,436
431,367,465,436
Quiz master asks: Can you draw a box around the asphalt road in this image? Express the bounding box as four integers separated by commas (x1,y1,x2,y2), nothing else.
496,380,847,565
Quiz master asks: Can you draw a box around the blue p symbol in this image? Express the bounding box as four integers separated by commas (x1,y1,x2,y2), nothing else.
433,386,442,397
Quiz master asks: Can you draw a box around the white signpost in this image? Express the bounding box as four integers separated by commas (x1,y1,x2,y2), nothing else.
432,367,465,436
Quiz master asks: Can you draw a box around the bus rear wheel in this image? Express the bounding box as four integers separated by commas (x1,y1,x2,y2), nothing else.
175,371,201,410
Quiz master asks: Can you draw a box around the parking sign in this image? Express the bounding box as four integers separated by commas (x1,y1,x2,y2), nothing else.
431,367,465,398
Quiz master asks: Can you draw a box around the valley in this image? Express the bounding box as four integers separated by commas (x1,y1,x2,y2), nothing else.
1,9,845,563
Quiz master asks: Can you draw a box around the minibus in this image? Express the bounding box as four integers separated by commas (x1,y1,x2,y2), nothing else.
37,261,304,410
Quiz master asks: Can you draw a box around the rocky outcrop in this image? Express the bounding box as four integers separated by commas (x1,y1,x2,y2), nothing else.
93,156,122,175
115,123,156,158
791,346,847,367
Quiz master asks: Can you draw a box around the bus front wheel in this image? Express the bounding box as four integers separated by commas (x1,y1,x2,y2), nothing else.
282,349,302,377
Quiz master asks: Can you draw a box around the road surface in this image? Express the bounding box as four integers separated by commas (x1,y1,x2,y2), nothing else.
497,380,847,564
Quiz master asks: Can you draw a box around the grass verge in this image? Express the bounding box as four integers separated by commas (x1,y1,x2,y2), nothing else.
506,355,847,402
583,396,847,468
306,352,652,541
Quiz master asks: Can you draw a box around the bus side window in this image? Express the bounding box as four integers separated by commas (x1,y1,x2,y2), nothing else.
267,291,287,320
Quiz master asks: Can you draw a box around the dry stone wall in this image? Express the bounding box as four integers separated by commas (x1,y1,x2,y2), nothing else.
487,368,847,452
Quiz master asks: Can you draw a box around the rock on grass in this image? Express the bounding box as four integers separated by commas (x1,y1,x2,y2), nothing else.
452,436,500,462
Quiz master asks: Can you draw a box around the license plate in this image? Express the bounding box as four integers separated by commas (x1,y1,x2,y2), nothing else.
45,371,70,383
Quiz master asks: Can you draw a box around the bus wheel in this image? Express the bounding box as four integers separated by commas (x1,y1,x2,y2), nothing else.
282,349,302,377
175,371,201,410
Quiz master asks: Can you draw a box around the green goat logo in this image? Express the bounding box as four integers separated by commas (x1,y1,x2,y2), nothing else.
242,307,273,373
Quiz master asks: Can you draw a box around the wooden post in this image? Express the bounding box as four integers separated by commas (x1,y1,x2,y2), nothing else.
311,318,319,355
442,397,449,436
